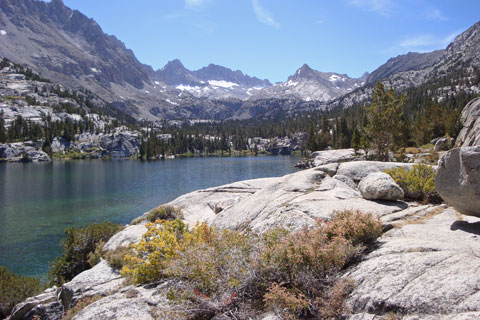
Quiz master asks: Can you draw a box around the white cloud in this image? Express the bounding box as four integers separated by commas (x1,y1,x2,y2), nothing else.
185,0,211,9
400,32,458,49
348,0,393,16
426,8,448,21
252,0,280,28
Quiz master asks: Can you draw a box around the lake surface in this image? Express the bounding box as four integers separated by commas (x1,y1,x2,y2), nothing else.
0,156,299,279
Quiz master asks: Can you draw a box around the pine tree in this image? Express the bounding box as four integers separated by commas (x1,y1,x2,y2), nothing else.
364,82,406,161
351,127,361,153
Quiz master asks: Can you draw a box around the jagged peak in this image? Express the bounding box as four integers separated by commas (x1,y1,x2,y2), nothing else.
49,0,65,6
298,63,313,72
161,59,186,71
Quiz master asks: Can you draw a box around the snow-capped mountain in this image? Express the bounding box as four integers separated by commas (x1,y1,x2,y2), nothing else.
152,60,271,100
251,64,366,102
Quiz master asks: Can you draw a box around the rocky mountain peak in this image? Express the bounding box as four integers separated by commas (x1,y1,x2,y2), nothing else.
192,63,271,87
162,59,185,71
359,72,369,81
153,59,201,86
288,64,319,82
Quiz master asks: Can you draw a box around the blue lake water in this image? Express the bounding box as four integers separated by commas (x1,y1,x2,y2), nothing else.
0,156,300,278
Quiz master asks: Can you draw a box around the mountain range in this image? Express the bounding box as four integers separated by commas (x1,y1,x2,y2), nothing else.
0,0,479,121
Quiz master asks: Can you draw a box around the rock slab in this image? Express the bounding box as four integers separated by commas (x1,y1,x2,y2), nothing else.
435,147,480,217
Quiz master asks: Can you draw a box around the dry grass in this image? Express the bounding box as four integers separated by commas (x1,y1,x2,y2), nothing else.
455,211,464,221
404,147,420,154
62,295,102,320
392,206,444,228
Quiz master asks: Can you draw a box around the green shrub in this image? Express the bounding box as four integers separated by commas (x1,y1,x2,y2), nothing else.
384,163,442,203
121,211,382,319
0,266,45,318
49,222,124,286
104,246,132,270
146,205,184,222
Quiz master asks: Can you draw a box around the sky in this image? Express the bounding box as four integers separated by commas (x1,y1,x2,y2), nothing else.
62,0,480,83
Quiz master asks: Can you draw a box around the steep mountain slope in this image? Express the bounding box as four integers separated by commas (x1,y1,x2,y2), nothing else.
0,0,151,91
366,50,444,84
252,64,365,102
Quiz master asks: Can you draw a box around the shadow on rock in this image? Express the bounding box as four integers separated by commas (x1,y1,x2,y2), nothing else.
372,200,409,211
450,220,480,235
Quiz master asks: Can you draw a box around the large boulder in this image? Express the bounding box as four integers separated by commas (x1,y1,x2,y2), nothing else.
336,161,414,182
358,172,404,201
455,97,480,147
435,147,480,217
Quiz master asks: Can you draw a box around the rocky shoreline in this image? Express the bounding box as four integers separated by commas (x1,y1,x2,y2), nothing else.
7,147,480,319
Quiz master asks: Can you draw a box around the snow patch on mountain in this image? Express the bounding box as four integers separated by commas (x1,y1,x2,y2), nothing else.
208,80,239,88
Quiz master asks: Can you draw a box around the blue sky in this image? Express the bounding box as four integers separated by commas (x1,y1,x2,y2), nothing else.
62,0,480,83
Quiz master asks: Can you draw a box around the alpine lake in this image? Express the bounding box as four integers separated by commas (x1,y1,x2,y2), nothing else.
0,155,300,279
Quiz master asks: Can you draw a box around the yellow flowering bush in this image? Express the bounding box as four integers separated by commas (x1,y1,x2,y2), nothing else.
120,210,383,319
121,219,188,284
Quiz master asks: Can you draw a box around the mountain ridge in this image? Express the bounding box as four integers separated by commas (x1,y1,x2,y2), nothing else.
0,0,479,121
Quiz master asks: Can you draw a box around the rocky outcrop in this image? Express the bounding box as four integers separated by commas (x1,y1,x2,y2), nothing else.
358,172,404,200
8,287,62,320
346,207,480,319
455,98,480,147
98,131,140,158
59,260,125,310
50,137,70,153
296,148,365,168
212,162,415,233
311,148,365,166
102,224,147,252
433,137,451,151
435,147,480,217
0,142,51,162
